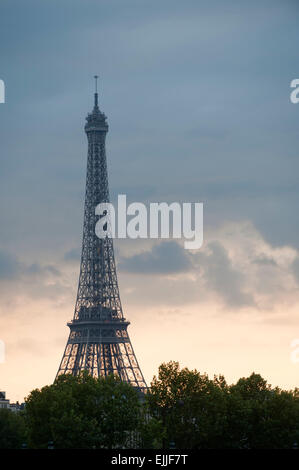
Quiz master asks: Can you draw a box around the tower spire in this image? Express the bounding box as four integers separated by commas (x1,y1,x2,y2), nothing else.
94,75,98,108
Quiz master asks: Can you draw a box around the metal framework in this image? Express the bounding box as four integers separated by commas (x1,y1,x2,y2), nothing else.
56,79,147,391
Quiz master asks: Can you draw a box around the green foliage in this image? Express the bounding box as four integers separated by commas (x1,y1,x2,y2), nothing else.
147,361,228,448
225,373,299,449
138,401,166,449
0,409,27,449
25,372,141,449
147,362,299,449
2,364,299,449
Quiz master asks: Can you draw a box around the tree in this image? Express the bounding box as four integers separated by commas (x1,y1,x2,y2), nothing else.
226,373,299,449
22,364,299,449
0,409,27,449
25,372,142,449
147,361,227,448
138,400,166,449
147,363,299,449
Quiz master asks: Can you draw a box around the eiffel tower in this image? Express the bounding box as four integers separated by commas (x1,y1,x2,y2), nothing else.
56,77,147,391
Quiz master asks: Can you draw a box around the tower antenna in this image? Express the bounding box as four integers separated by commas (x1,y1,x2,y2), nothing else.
94,75,98,93
94,75,99,107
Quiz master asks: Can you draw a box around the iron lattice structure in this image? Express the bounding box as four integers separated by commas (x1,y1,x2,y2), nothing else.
56,82,147,391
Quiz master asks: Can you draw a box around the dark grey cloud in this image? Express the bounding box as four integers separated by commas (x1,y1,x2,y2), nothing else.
25,263,61,277
0,249,60,280
118,239,259,308
252,255,278,267
0,0,298,278
119,241,192,274
64,247,81,262
0,251,20,280
196,242,255,308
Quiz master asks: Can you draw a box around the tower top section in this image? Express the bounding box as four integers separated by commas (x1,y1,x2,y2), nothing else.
85,75,108,133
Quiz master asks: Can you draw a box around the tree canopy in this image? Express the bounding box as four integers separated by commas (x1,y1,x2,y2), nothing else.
25,372,142,449
147,361,299,449
1,363,299,449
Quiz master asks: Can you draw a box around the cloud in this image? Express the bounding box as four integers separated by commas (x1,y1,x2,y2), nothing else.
0,0,299,265
25,263,61,277
292,257,299,283
64,247,81,262
119,240,192,274
196,241,255,308
116,222,299,310
0,251,20,280
252,255,278,267
0,0,299,401
0,249,61,282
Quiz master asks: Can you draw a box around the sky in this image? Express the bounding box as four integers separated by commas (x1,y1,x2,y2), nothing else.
0,0,299,402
